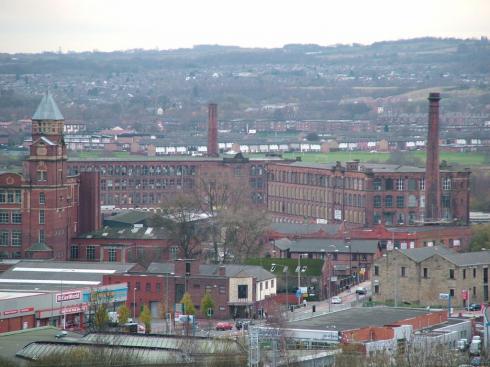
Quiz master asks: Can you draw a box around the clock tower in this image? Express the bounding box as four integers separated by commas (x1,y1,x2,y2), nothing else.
22,92,79,259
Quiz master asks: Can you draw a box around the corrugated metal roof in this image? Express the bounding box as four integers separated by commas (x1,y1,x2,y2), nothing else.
32,92,64,121
16,342,189,364
0,260,136,291
82,333,244,354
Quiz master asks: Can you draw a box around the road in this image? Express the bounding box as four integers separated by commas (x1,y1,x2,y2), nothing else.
286,280,371,321
142,281,372,337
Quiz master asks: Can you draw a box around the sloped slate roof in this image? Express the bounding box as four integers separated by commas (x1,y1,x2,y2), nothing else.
104,211,155,226
442,250,490,267
146,262,274,281
286,161,426,173
269,222,340,235
25,242,53,252
147,262,175,274
223,264,275,281
398,246,455,263
32,92,64,121
77,226,171,240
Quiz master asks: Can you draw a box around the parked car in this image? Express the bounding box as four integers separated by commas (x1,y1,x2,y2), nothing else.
470,336,481,356
235,319,253,330
216,322,234,331
456,338,468,351
469,304,482,311
176,315,197,325
55,331,67,339
331,296,342,304
470,356,481,366
355,287,368,295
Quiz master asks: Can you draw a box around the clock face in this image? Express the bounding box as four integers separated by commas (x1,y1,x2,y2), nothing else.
37,147,47,156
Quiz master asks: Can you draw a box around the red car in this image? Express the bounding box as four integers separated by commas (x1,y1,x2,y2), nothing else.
215,322,234,331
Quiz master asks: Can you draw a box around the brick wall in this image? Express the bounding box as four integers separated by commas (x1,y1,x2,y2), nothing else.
104,273,230,319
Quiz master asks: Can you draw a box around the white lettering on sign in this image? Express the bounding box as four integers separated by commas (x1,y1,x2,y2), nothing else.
61,304,88,314
56,291,81,303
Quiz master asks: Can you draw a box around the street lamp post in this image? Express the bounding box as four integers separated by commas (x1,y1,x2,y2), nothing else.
166,272,175,333
345,242,352,287
297,253,308,305
133,287,136,321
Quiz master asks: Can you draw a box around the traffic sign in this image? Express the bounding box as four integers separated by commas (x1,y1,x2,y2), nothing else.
439,293,449,300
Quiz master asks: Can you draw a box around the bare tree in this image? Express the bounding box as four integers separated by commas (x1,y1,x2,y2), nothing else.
154,193,206,259
220,206,270,262
194,172,249,263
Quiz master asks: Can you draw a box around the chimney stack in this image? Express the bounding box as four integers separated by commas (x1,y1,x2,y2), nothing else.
425,92,441,222
207,103,218,157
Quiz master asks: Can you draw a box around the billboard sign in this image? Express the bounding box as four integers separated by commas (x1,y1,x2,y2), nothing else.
56,291,81,303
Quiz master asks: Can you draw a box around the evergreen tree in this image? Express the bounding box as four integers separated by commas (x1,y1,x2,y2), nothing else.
139,304,152,334
200,291,215,318
180,292,196,315
117,304,130,324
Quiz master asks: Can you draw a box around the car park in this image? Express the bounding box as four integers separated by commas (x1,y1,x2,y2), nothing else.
331,296,342,304
215,322,234,331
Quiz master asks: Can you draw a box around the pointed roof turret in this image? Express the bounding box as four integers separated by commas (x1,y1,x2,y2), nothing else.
32,92,64,121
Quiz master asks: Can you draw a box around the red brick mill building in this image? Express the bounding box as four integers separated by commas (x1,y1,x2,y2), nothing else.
0,92,473,263
0,93,99,260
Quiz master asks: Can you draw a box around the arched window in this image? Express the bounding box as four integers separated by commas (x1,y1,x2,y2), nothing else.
408,195,417,208
443,177,452,190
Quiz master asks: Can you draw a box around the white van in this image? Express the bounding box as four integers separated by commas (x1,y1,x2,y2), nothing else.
469,339,481,356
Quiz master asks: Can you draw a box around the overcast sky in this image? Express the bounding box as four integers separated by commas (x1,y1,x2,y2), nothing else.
0,0,489,53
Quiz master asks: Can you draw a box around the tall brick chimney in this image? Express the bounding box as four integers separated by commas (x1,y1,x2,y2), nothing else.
425,92,441,222
207,103,218,157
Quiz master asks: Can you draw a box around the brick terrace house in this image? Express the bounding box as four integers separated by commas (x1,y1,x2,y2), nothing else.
372,246,490,307
0,93,99,260
103,261,276,319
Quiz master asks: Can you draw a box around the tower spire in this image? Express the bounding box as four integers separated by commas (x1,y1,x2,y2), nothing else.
32,91,64,121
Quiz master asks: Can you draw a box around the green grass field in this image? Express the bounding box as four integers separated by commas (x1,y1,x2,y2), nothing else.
277,151,487,166
69,149,487,167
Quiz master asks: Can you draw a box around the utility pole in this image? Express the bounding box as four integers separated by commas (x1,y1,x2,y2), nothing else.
271,263,289,312
166,272,175,333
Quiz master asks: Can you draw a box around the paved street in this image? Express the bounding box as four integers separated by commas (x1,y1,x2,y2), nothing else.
140,281,372,337
286,280,371,321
